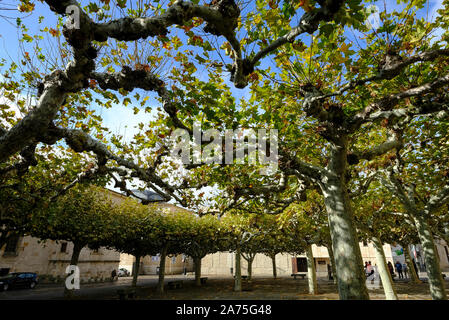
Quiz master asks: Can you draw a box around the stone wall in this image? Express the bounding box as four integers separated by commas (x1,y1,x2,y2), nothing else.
202,243,395,277
119,254,194,275
0,236,120,282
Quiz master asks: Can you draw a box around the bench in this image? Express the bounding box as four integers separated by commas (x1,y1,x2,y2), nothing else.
234,275,248,280
117,288,136,300
200,277,208,285
291,273,306,280
167,280,184,289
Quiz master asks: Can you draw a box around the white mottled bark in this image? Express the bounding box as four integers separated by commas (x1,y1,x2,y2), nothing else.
413,214,447,300
372,237,398,300
402,244,421,284
323,181,369,299
305,245,318,295
322,140,369,300
234,247,242,292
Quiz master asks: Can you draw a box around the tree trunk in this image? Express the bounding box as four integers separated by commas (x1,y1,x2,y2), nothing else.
413,214,447,300
372,236,398,300
132,254,141,287
326,243,338,284
271,254,277,279
64,242,83,298
323,176,370,300
234,246,242,292
402,244,421,284
247,255,254,281
194,257,202,287
321,137,370,300
157,245,168,294
305,244,318,295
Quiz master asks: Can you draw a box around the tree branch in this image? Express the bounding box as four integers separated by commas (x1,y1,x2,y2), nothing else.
91,67,192,133
352,134,402,162
424,183,449,214
352,74,449,127
316,49,449,101
248,0,345,69
41,125,186,205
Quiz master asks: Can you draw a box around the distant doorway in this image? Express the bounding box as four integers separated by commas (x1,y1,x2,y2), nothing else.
296,258,307,272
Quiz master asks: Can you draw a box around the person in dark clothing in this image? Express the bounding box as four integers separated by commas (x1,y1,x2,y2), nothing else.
327,264,333,280
395,261,403,279
402,263,408,278
387,261,395,278
111,269,117,281
412,259,419,279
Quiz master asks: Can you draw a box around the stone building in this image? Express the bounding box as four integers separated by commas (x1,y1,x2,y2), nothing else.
119,253,193,275
0,188,193,281
0,236,121,282
201,240,449,278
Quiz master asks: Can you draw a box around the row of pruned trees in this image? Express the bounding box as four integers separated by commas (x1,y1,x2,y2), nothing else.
10,184,318,297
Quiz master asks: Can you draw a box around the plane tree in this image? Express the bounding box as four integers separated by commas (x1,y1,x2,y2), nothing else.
152,207,203,293
375,116,449,300
382,211,422,284
179,214,224,286
30,184,115,297
196,0,449,299
0,0,348,204
107,198,163,287
279,192,330,295
0,145,100,250
353,192,400,300
219,212,264,292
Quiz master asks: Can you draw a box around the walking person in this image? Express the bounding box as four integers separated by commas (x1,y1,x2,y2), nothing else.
366,261,374,278
111,269,117,281
402,262,408,279
327,263,333,281
387,261,395,280
395,261,403,279
412,259,419,279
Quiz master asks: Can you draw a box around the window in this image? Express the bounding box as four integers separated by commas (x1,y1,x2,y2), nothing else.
3,235,20,255
60,242,67,253
152,255,160,261
362,241,368,247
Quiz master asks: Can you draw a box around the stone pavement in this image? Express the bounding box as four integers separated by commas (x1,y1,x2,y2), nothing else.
1,275,448,300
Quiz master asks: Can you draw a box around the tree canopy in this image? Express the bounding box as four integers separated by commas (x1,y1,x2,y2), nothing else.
1,0,449,300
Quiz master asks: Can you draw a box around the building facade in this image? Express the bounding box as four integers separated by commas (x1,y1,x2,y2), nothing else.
201,241,449,277
0,236,121,282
